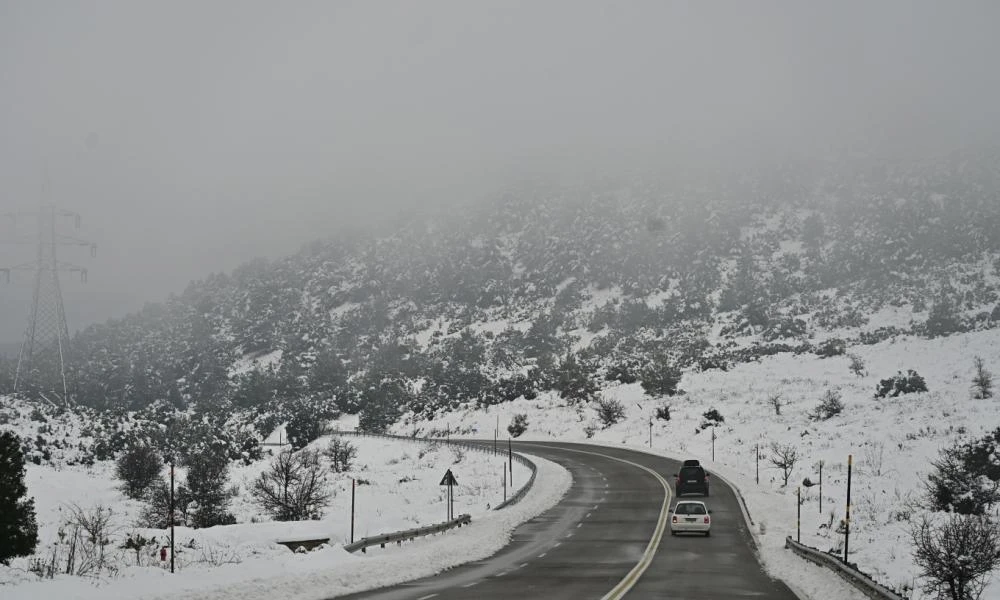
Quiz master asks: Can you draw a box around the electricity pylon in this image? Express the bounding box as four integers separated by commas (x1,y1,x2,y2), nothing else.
2,204,95,404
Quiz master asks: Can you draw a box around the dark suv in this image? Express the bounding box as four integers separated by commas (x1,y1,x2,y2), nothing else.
675,463,710,496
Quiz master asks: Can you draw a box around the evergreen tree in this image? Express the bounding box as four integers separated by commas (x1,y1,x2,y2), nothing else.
640,354,683,397
184,449,234,528
115,443,163,500
926,292,961,338
0,431,39,564
307,347,349,401
552,352,598,403
357,377,407,433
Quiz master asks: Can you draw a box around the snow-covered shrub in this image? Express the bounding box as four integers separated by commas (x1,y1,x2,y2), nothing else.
640,353,682,397
115,443,163,500
925,428,1000,515
811,389,844,421
815,338,847,358
875,370,928,398
848,354,868,377
910,513,1000,600
701,408,724,426
596,397,625,428
325,437,357,473
507,413,528,438
762,316,807,341
604,363,638,384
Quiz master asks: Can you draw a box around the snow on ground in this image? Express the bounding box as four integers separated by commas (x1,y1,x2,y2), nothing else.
406,328,1000,599
228,349,284,378
6,327,1000,598
0,432,556,600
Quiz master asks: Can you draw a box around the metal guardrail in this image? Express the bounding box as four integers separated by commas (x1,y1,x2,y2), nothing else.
328,429,536,508
785,537,907,600
323,430,538,553
493,453,536,510
344,514,472,553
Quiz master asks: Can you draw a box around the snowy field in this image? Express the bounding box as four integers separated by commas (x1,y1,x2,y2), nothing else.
0,430,558,600
405,327,1000,599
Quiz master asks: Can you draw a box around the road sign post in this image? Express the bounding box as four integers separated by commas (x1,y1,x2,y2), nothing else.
440,469,458,521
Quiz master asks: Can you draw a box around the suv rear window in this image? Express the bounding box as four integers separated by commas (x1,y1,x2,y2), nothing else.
680,466,705,480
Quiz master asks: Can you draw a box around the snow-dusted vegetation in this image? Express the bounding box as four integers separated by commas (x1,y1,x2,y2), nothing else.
3,149,1000,598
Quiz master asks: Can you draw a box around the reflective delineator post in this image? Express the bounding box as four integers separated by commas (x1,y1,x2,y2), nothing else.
819,461,824,514
508,437,513,487
351,478,356,544
755,444,759,485
796,486,801,543
169,462,175,573
844,455,853,564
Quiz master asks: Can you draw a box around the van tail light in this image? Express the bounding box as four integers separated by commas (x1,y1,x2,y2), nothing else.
672,515,678,523
704,516,710,524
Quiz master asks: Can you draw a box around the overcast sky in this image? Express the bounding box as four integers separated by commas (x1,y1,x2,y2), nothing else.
2,0,1000,342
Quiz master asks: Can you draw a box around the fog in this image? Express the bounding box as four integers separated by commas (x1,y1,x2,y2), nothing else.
2,0,999,342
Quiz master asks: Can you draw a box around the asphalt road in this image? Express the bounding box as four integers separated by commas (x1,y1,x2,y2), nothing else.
335,441,800,600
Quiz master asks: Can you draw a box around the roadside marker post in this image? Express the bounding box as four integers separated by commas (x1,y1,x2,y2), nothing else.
440,469,458,521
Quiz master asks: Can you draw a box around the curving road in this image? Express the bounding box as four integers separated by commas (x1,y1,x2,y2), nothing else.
335,441,799,600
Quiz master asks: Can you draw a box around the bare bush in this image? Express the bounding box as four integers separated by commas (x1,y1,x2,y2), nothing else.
251,449,331,521
325,438,357,473
769,443,799,487
911,513,1000,600
864,441,886,477
848,354,868,378
768,393,785,416
971,356,993,400
120,531,160,567
61,504,118,576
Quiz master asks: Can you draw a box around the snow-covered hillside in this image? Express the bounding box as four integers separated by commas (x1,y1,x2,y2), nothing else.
403,327,1000,599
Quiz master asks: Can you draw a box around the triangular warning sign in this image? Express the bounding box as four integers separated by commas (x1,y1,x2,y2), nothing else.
439,469,458,486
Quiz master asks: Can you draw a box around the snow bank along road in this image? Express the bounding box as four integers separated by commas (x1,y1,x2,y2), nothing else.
337,441,798,600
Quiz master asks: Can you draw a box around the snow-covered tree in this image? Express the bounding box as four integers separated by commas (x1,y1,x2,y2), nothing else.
0,431,38,564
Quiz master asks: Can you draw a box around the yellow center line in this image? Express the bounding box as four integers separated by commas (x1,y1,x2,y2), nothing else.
518,443,672,600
